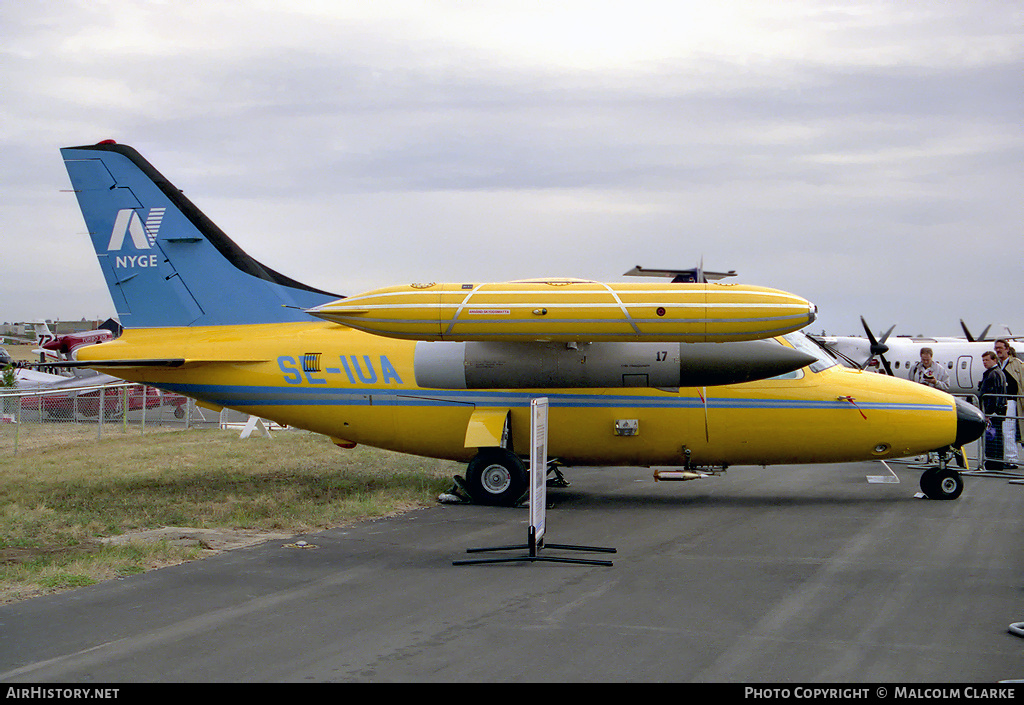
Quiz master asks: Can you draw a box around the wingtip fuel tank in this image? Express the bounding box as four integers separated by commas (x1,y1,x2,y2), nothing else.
307,279,817,343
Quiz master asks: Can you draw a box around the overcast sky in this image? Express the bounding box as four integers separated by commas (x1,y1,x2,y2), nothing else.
2,1,1021,337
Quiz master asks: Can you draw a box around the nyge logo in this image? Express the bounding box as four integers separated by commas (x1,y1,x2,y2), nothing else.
108,208,165,269
108,208,165,250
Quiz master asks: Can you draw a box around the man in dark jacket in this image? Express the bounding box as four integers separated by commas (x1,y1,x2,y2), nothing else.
995,339,1021,466
980,351,1007,469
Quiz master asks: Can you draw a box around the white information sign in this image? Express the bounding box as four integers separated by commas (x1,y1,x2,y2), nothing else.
454,395,613,566
529,397,549,549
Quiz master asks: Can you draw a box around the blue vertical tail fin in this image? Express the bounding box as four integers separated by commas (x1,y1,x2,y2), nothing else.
61,141,340,328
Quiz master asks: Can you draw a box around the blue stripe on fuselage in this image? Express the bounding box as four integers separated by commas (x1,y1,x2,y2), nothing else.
152,382,951,412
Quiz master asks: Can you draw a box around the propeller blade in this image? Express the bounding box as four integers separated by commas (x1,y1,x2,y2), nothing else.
960,319,991,342
878,354,894,376
859,316,879,347
960,319,975,342
859,316,892,355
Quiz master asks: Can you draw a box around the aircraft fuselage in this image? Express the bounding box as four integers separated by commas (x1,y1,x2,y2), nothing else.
81,323,957,468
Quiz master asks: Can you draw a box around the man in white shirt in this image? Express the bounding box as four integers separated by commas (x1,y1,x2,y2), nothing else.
909,347,950,391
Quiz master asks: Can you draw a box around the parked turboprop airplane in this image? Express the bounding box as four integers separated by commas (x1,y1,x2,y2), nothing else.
41,326,116,360
31,320,119,361
812,317,1019,397
58,141,985,504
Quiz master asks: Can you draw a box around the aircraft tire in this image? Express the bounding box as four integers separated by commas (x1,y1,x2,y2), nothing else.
920,467,963,500
465,448,527,507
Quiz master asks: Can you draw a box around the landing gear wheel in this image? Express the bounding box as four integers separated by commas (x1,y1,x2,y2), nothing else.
465,448,527,507
920,467,964,500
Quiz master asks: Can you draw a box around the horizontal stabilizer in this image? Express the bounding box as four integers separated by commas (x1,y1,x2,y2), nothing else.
44,358,265,369
38,359,185,368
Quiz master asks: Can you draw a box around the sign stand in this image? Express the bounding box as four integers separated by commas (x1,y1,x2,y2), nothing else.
454,398,616,567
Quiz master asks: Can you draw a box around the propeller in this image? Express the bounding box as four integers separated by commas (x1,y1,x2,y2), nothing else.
959,319,991,342
860,316,895,376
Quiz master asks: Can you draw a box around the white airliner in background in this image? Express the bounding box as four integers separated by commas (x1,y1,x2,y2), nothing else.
811,318,1018,397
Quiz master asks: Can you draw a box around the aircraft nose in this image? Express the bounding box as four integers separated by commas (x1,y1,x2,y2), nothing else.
953,397,986,447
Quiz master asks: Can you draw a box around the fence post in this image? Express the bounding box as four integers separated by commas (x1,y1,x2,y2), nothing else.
14,391,20,456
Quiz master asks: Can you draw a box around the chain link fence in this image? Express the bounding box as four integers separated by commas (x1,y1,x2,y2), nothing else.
1,382,220,455
977,392,1023,470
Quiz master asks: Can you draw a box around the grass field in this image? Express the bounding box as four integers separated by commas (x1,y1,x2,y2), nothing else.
3,343,41,363
0,427,459,603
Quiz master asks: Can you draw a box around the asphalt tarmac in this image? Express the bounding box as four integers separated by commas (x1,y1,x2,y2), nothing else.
1,461,1022,683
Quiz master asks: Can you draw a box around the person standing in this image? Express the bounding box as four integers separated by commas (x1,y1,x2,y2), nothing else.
909,347,950,391
980,351,1008,469
995,339,1022,467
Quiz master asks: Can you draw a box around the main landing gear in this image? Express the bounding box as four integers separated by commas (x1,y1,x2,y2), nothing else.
450,448,570,507
464,448,528,507
918,450,964,500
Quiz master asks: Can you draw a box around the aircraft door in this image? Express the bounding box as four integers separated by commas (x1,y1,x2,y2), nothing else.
956,355,973,389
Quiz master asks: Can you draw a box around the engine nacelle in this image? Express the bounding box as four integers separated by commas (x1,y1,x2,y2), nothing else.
413,340,814,389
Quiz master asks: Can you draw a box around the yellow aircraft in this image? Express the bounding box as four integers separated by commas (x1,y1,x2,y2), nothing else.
60,141,985,506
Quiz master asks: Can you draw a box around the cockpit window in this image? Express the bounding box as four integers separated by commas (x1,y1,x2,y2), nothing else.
782,332,838,373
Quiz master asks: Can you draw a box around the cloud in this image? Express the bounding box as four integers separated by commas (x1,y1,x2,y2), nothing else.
1,1,1021,336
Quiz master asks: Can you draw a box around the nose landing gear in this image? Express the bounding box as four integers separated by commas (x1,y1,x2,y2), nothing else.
919,450,964,500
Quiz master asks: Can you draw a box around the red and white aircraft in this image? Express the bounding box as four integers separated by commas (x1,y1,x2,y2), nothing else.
33,320,120,361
